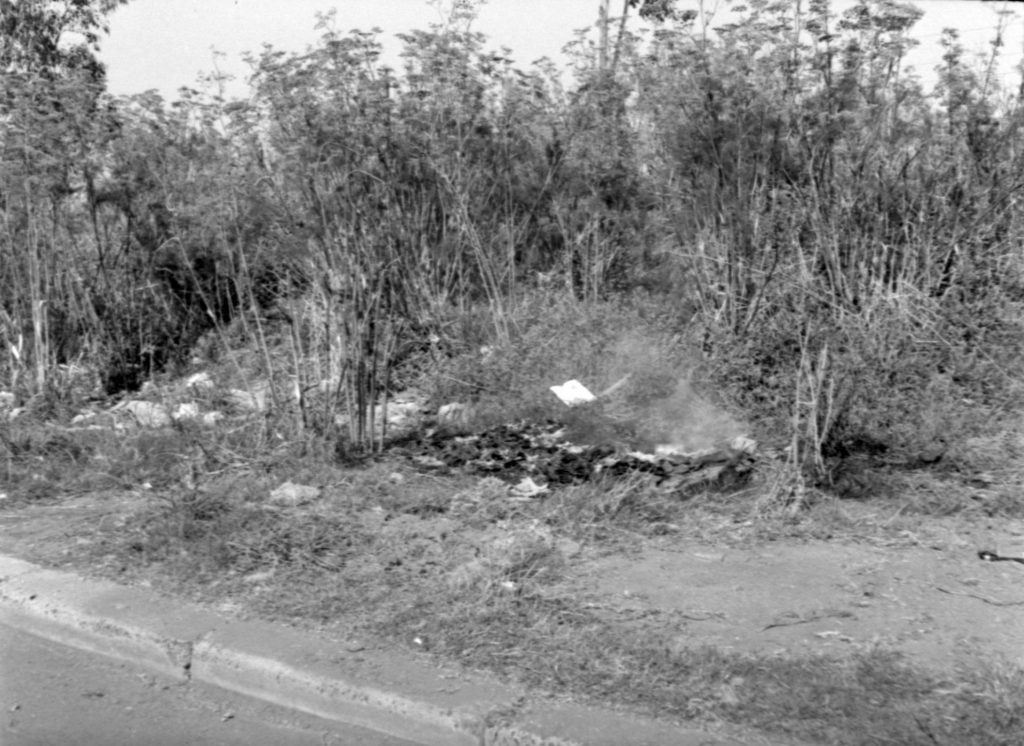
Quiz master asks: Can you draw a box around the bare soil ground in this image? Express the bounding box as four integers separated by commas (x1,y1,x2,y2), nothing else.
567,530,1024,672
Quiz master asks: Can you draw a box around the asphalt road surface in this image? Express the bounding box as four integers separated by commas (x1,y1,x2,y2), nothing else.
0,625,425,746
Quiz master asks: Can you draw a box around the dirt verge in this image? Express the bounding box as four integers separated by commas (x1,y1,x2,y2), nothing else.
2,477,1023,746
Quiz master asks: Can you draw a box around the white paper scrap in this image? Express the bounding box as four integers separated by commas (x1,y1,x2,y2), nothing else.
550,379,596,406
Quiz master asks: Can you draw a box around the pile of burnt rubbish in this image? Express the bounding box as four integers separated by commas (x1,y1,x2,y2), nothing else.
399,419,757,496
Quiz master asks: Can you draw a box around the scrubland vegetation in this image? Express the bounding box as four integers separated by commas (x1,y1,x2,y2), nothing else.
5,0,1024,486
3,1,1024,743
6,0,1024,491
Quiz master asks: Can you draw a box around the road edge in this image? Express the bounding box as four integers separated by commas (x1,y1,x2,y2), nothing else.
0,554,780,746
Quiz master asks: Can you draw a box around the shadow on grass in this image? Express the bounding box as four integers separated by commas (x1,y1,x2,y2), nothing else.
370,588,1023,746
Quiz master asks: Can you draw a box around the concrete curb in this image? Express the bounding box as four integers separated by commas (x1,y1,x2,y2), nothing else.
0,554,779,746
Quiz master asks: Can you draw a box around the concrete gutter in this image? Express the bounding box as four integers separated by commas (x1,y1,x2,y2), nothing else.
0,554,784,746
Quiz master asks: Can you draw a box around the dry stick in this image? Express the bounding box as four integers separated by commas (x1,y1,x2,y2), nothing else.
762,609,854,631
287,315,306,433
366,295,380,453
599,374,632,398
935,586,1024,607
377,316,400,454
763,617,819,632
27,196,50,395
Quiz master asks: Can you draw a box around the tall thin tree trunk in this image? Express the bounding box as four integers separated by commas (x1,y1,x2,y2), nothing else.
598,0,610,72
610,0,631,77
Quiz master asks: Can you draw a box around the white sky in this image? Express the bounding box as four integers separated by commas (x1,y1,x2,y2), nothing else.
98,0,1024,100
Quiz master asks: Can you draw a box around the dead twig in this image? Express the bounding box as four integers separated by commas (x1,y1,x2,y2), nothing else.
935,586,1024,607
762,608,854,631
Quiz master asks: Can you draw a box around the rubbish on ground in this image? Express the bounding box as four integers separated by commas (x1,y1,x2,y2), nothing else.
185,372,214,391
227,387,268,413
335,392,426,434
404,420,756,496
550,379,596,406
122,400,172,428
438,402,471,424
269,481,322,507
510,476,549,498
173,402,200,421
730,436,758,454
